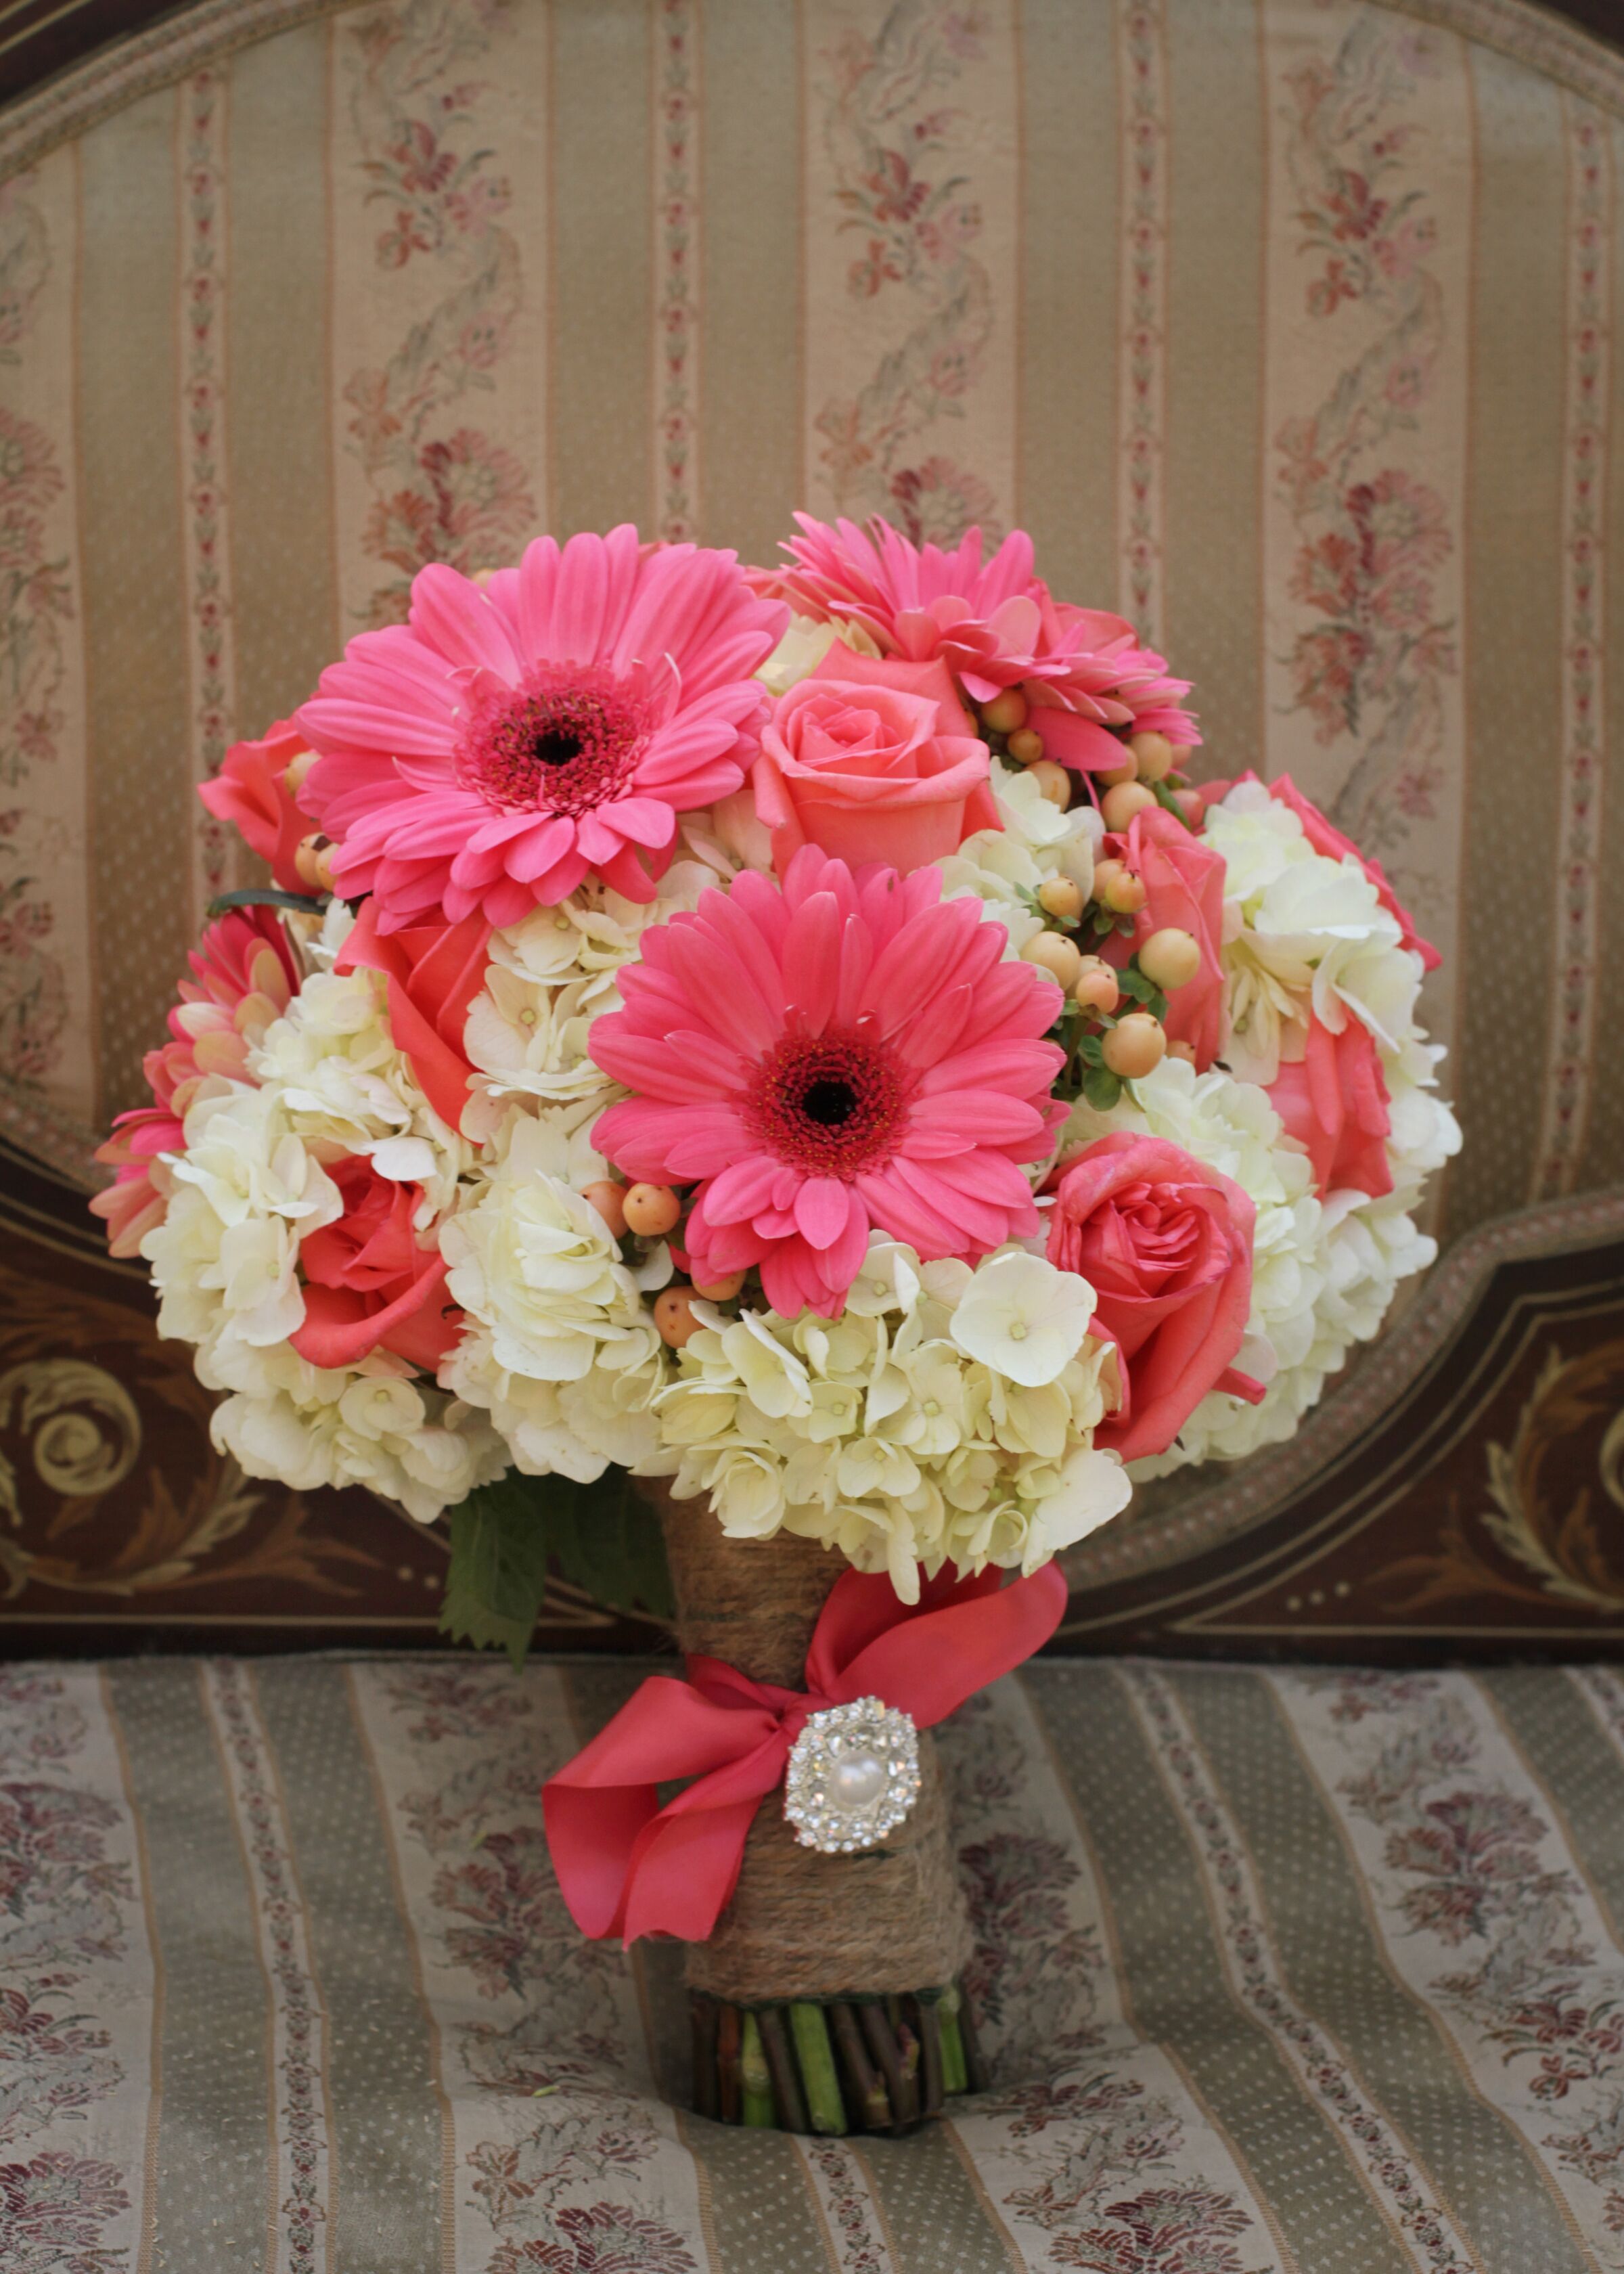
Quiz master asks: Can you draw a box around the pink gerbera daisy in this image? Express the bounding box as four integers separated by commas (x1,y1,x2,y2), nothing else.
765,514,1198,773
294,527,787,931
90,907,299,1256
589,847,1067,1317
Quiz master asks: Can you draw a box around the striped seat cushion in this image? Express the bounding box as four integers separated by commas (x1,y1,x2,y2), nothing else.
9,1651,1624,2269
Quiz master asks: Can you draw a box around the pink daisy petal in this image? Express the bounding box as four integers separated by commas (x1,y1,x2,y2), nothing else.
409,563,522,681
661,1109,754,1180
502,815,580,885
794,1176,851,1250
781,890,844,1033
921,1039,1066,1094
703,1154,788,1224
856,1164,961,1252
888,1156,1010,1249
482,878,536,929
601,797,679,849
904,1092,1047,1146
924,1147,1041,1209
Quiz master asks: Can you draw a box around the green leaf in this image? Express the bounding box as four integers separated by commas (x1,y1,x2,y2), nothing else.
1116,965,1169,1023
439,1476,556,1672
1081,1064,1123,1113
204,886,328,920
1076,1031,1105,1067
438,1469,674,1673
545,1467,675,1626
1148,777,1195,830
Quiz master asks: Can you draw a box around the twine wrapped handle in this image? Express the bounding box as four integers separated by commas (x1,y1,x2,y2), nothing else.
543,1557,1067,1948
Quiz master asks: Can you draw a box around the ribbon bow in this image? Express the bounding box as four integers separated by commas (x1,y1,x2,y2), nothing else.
543,1558,1066,1946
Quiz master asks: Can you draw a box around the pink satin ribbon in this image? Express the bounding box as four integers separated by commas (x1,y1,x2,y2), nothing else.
543,1558,1067,1946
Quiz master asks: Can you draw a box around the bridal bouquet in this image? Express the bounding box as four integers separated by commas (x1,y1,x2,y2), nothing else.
95,514,1458,2131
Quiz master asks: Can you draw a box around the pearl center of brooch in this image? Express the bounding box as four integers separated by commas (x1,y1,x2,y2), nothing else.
783,1697,922,1854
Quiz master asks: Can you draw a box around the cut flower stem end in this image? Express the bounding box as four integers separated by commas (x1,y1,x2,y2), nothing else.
687,1981,982,2135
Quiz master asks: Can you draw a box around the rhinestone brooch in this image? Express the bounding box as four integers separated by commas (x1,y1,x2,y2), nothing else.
783,1696,922,1854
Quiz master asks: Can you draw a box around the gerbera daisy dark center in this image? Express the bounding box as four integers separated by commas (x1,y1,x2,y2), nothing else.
748,1033,907,1179
458,667,646,818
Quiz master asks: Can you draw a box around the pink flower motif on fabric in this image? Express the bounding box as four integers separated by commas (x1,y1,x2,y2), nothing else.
589,847,1066,1316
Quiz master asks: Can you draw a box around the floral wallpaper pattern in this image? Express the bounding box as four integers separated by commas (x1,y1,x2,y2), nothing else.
340,0,537,628
1269,16,1462,894
808,0,1007,543
0,173,71,1090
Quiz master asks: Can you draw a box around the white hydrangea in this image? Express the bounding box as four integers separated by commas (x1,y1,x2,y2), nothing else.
937,755,1099,956
1204,780,1417,1088
143,1079,501,1521
460,864,718,1141
439,1105,673,1483
250,906,471,1224
209,1356,503,1524
648,1235,1130,1600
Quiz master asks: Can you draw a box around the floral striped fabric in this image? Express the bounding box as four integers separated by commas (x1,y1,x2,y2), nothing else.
14,1652,1624,2269
0,0,1620,1236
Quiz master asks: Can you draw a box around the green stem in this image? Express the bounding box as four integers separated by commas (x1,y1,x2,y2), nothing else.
790,2002,848,2136
956,1985,989,2094
740,2012,775,2128
937,1986,969,2097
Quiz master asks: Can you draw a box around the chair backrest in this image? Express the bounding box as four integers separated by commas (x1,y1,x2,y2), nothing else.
1,0,1619,1656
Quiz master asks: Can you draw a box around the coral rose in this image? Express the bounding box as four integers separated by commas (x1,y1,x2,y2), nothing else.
336,901,492,1138
1269,1013,1394,1201
90,906,300,1257
290,1159,458,1371
1046,1133,1261,1463
197,719,311,893
752,644,999,876
1102,808,1226,1069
